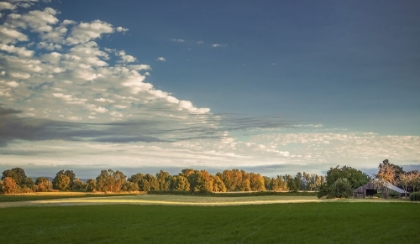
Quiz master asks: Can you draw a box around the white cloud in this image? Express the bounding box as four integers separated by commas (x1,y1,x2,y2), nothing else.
0,2,16,10
116,26,128,32
66,20,114,44
118,50,136,63
212,43,227,48
0,43,34,57
156,57,166,62
62,19,76,25
5,8,59,33
0,26,28,44
10,72,30,79
37,41,62,50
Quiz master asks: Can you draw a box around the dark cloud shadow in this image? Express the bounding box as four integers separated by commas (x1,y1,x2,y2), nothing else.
0,107,292,148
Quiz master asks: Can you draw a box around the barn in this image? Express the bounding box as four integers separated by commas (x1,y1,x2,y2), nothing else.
353,180,408,198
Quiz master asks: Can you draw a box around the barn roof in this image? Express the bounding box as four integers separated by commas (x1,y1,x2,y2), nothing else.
384,181,407,194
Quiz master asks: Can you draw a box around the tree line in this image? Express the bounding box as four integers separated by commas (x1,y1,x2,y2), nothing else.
0,167,326,194
2,159,417,197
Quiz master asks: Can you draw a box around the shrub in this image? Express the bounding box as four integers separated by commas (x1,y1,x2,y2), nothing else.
410,192,420,201
317,184,329,199
388,191,400,199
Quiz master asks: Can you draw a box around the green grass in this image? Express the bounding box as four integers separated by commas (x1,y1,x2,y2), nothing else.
0,193,143,202
1,203,419,244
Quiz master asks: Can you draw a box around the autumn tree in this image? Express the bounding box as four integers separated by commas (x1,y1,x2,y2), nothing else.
2,168,32,188
212,175,226,192
34,177,52,192
218,169,243,191
172,175,190,191
122,181,139,192
408,171,420,192
378,159,404,186
241,171,251,191
190,170,213,192
52,170,76,190
96,169,127,192
85,179,96,192
0,177,19,194
71,178,85,191
156,170,171,191
249,173,266,191
399,173,410,198
377,161,397,185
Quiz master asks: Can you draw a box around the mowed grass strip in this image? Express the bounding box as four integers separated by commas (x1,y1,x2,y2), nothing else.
0,203,419,244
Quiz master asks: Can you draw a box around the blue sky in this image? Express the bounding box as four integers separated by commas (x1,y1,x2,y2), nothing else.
0,0,419,178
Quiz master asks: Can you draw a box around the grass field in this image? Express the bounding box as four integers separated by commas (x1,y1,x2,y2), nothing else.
1,202,419,244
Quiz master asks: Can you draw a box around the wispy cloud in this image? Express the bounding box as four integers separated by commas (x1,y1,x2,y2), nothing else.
212,43,227,48
156,57,166,62
170,38,184,43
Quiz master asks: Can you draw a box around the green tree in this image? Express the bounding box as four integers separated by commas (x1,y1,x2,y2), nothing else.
328,178,353,198
294,172,302,191
55,174,71,191
286,175,298,192
172,175,190,191
326,165,370,189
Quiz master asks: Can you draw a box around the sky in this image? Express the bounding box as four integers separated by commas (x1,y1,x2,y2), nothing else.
0,0,419,178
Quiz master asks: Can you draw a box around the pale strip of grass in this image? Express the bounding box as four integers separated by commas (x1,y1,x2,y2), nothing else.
0,194,415,208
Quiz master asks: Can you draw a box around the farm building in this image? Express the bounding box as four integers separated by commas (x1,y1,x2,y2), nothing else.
353,180,408,198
